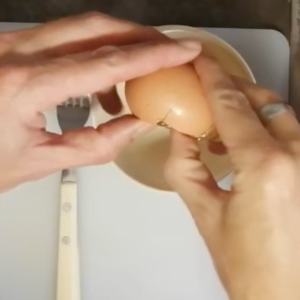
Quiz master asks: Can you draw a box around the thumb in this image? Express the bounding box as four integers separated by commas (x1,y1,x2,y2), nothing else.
165,130,226,221
38,115,153,170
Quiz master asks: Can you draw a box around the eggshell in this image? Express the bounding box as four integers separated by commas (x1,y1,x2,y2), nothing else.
125,63,213,138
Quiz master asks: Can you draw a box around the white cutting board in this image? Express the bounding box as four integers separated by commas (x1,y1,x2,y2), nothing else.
0,23,289,300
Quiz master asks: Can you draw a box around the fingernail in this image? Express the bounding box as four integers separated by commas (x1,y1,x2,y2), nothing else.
177,39,202,51
132,122,154,138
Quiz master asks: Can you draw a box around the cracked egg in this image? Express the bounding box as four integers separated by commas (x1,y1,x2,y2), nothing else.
125,63,214,140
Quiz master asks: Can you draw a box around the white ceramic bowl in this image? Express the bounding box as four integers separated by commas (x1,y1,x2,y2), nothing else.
92,25,256,192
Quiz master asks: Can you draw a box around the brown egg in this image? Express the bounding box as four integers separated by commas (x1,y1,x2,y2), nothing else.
125,63,214,139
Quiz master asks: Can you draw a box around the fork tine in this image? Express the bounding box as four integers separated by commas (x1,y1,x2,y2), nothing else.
82,96,91,108
58,95,91,108
74,98,80,107
65,98,72,106
58,100,67,107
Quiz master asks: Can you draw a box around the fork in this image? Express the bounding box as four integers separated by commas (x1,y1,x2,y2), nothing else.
56,95,91,300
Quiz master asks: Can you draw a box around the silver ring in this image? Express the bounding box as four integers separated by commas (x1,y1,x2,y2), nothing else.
259,102,295,122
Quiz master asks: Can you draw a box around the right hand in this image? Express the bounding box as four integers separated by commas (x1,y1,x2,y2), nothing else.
165,56,300,300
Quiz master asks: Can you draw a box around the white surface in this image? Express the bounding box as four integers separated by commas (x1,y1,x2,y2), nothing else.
0,23,290,300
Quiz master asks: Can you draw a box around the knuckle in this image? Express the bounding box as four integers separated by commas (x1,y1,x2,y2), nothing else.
100,46,126,66
252,149,297,199
0,31,15,44
260,150,295,180
261,88,282,102
93,127,117,163
213,89,250,110
0,31,32,55
81,11,107,26
64,127,117,164
47,55,76,71
94,46,127,80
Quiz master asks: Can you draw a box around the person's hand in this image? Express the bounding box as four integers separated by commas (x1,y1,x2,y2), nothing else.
0,12,201,192
165,56,300,300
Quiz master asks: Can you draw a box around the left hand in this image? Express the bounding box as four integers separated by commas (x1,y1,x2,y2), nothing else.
0,12,201,192
165,56,300,300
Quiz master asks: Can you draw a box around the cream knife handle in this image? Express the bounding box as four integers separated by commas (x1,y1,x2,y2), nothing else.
56,178,80,300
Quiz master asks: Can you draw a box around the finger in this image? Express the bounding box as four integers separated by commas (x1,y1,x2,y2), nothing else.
36,115,153,169
232,77,300,143
12,12,165,56
194,56,276,167
96,86,123,115
24,39,201,111
165,131,226,224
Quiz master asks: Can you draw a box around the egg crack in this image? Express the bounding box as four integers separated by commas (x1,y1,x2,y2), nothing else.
156,108,175,129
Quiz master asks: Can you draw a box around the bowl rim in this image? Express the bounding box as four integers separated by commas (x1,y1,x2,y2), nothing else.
155,24,256,84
